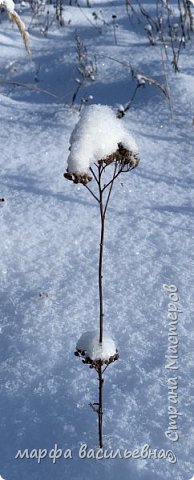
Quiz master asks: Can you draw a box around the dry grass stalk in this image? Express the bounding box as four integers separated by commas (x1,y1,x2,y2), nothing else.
8,11,30,55
0,0,30,55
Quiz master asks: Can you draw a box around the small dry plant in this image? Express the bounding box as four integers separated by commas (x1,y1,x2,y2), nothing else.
72,31,97,106
27,0,68,36
125,0,194,72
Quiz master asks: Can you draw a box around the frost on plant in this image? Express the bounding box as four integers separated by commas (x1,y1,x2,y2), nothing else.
64,104,139,185
0,0,30,53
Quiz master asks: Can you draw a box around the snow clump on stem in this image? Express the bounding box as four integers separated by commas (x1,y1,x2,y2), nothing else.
75,330,119,368
64,104,139,185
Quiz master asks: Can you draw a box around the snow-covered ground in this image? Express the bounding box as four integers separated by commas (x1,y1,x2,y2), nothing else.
0,1,194,479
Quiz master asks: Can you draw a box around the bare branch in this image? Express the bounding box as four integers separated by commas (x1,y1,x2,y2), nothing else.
89,166,99,184
0,80,61,100
103,163,119,217
102,163,122,193
84,184,99,203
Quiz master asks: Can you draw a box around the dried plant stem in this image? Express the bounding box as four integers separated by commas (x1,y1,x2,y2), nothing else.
94,164,118,345
79,157,138,448
85,162,132,348
97,365,104,448
0,80,60,99
98,168,105,345
72,80,83,105
8,11,30,54
186,0,193,31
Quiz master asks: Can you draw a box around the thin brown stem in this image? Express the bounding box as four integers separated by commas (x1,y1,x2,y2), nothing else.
0,80,61,100
98,165,105,345
90,166,99,184
83,161,126,448
98,365,103,448
102,163,122,192
103,163,118,216
84,184,99,203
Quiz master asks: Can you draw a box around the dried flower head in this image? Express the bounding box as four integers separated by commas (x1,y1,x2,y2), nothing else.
74,331,119,368
64,171,92,185
64,141,139,185
74,347,119,369
98,142,140,169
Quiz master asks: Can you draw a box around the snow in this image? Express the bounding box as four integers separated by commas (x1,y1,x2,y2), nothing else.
0,0,15,12
136,74,146,86
67,104,138,174
0,2,194,480
76,331,117,361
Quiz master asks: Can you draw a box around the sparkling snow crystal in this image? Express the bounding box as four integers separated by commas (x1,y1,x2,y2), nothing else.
75,330,119,367
66,104,139,177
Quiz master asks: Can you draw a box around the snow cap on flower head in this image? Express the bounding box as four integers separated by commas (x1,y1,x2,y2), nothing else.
64,104,139,185
75,331,119,368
